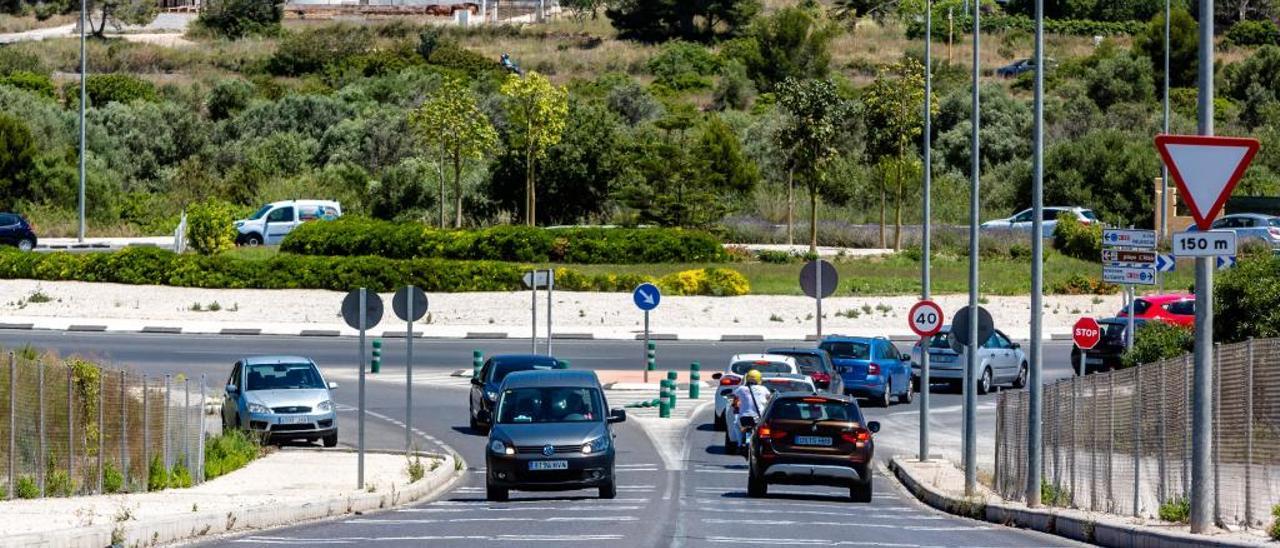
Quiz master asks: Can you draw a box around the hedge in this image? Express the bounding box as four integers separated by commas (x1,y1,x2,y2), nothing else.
907,15,1143,39
0,247,748,296
279,218,729,264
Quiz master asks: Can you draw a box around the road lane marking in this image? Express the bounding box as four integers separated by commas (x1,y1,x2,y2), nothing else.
234,534,627,544
700,518,990,531
396,505,645,513
704,536,934,547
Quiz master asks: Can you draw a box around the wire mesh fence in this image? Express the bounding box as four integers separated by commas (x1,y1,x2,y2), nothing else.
1,350,211,499
995,338,1280,529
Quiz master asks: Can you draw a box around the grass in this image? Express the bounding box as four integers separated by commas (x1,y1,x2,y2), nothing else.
203,429,261,481
1158,496,1190,524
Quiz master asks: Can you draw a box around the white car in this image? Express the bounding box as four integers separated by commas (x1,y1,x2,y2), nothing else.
235,199,342,246
980,206,1098,238
711,354,799,432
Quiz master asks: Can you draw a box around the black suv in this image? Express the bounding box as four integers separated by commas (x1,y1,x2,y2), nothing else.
0,213,36,251
742,392,879,502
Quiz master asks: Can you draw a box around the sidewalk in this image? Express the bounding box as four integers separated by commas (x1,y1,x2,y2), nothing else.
0,448,460,548
888,457,1269,547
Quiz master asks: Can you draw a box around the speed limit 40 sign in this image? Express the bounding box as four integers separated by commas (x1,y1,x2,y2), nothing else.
908,300,945,338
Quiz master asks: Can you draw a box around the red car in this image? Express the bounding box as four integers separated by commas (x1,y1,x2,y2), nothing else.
1117,293,1195,327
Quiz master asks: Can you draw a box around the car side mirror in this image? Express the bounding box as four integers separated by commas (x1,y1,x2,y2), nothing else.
739,415,757,429
711,372,723,380
471,377,483,386
867,421,880,434
327,382,338,390
225,384,238,395
608,408,626,423
1012,343,1021,350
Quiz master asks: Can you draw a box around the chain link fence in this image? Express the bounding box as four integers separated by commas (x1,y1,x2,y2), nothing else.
995,338,1280,529
1,350,211,499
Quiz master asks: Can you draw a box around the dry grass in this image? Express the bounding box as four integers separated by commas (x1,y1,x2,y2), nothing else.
0,13,75,34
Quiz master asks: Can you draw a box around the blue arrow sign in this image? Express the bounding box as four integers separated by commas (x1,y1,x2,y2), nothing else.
1155,254,1176,272
1216,255,1237,270
633,283,661,311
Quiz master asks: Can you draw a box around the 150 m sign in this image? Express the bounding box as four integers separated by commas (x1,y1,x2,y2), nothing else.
1173,231,1237,257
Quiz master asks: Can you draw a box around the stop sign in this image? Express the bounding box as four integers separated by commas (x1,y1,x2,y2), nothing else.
1073,317,1101,350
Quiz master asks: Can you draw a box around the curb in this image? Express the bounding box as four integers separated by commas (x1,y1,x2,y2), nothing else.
2,450,466,548
888,458,1262,548
635,333,679,340
720,334,764,342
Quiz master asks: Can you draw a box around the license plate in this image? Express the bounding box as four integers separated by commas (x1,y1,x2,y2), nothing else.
794,436,833,446
280,415,308,424
528,460,569,471
933,355,955,363
1086,358,1104,365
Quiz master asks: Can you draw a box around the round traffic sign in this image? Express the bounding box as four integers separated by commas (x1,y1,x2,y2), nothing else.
908,300,944,338
341,289,384,330
392,285,429,322
1073,317,1101,350
950,305,994,351
633,283,661,311
799,259,839,299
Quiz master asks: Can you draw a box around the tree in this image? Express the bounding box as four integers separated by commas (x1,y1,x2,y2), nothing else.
500,72,568,227
777,77,854,252
1135,6,1198,89
862,58,933,250
732,6,837,91
196,0,282,39
562,0,604,25
1085,53,1155,110
0,114,35,204
605,0,761,43
410,78,498,228
81,0,159,38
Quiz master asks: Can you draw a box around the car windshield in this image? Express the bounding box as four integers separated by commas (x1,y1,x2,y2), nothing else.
764,380,811,393
245,363,325,391
819,341,871,360
770,398,860,422
247,204,272,220
1081,210,1099,220
490,359,557,384
1269,218,1280,227
928,332,954,350
496,386,602,424
774,353,823,374
731,360,791,374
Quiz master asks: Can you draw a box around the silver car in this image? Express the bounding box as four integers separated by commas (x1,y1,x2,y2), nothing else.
1191,213,1280,248
909,327,1028,395
980,206,1098,238
222,356,339,446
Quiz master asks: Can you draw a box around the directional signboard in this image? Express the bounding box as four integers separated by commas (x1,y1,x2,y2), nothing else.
523,270,552,288
1217,255,1237,270
1103,264,1156,286
1101,249,1157,264
1156,134,1260,231
1103,229,1157,249
1156,254,1176,272
633,283,661,311
1173,230,1237,257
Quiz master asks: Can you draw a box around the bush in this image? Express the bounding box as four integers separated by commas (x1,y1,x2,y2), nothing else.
196,0,283,39
204,429,260,480
14,475,37,499
647,41,719,90
1215,254,1280,343
658,267,750,296
1270,504,1280,541
1158,496,1190,523
1052,215,1102,262
756,249,798,264
169,461,193,489
1227,19,1280,47
206,78,254,121
0,71,55,99
45,466,73,497
1050,273,1118,295
64,74,159,107
280,218,728,264
103,461,124,494
907,14,1143,39
1041,481,1071,507
427,43,501,79
268,25,373,76
1122,321,1193,369
186,199,237,256
148,454,168,491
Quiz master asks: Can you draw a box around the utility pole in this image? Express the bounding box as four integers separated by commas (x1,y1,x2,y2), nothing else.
1026,0,1045,508
920,0,933,464
1159,0,1171,292
77,0,87,242
964,0,981,497
1190,0,1215,534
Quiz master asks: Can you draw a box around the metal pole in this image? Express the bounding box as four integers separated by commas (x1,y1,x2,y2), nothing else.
8,353,14,500
120,370,127,489
1108,373,1115,510
964,0,981,497
1077,346,1085,377
1091,378,1098,511
38,361,44,497
1158,361,1167,502
184,379,191,479
198,374,206,484
1134,363,1142,517
142,376,149,493
77,0,86,242
163,375,170,470
1245,339,1254,526
547,270,554,356
1070,375,1078,505
67,365,74,490
1127,286,1136,351
1160,0,1170,244
1025,0,1045,507
1213,343,1221,525
815,261,823,340
920,0,933,465
406,286,414,453
643,310,650,383
531,271,537,355
358,288,367,490
1190,0,1214,530
97,367,103,493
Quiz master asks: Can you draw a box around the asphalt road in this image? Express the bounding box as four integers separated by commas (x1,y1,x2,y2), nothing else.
0,331,1082,547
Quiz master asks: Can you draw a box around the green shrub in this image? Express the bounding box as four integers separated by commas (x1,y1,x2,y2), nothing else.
268,25,374,76
204,429,260,480
195,0,283,39
14,475,38,499
1122,321,1193,369
647,41,719,90
657,267,750,296
169,461,193,489
1041,481,1071,507
908,14,1143,39
1050,273,1118,295
0,71,55,99
406,454,425,483
1158,496,1190,523
280,218,728,264
63,74,159,107
186,199,238,256
148,454,168,491
1215,254,1280,344
427,43,501,79
1052,215,1102,262
45,462,73,496
1227,19,1280,47
103,461,124,494
756,249,797,264
1269,504,1280,540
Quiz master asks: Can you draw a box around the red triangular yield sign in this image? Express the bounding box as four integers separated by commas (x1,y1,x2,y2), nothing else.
1155,134,1260,231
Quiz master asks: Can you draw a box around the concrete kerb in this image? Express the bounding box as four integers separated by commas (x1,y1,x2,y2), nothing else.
888,457,1264,548
1,449,466,548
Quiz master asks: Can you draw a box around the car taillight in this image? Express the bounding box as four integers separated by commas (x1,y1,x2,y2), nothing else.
720,376,740,386
757,423,786,439
810,372,830,385
1270,227,1280,239
867,363,881,375
841,428,872,448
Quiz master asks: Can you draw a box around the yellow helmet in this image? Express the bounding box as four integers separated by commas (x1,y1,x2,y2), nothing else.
745,370,763,384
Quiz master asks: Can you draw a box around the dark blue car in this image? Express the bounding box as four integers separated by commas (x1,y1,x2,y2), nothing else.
469,354,561,432
0,213,37,251
819,336,913,407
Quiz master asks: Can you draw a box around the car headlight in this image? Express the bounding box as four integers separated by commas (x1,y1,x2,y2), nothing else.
489,440,515,456
316,400,333,412
485,390,498,402
248,403,270,414
581,436,609,455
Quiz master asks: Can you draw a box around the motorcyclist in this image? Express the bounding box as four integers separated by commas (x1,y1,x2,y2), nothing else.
727,370,771,454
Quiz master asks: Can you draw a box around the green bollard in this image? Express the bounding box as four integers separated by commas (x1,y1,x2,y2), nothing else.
666,370,677,411
689,362,701,399
371,338,383,373
473,350,483,378
658,380,671,418
646,341,656,374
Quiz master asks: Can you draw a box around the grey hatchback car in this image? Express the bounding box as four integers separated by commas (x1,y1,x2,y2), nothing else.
222,356,339,446
484,370,626,501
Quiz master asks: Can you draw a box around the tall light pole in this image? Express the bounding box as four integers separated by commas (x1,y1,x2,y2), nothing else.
1160,0,1171,296
77,0,87,242
1190,0,1215,533
919,0,933,464
964,0,981,497
1026,0,1046,507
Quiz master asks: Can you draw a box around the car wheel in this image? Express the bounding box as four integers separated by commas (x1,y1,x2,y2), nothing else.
724,429,738,454
912,375,922,392
486,482,509,502
876,382,892,408
1013,362,1028,389
714,411,726,431
747,472,767,498
323,433,337,447
850,478,873,503
469,409,481,431
243,233,262,247
899,377,914,404
598,477,617,499
16,238,33,252
978,367,993,395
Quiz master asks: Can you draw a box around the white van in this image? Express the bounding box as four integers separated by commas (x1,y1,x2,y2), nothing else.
234,200,342,246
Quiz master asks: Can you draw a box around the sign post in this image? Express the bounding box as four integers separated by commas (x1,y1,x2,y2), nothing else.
800,260,839,340
1101,227,1156,353
953,303,991,497
524,270,553,354
1072,317,1101,377
342,288,383,489
633,283,661,383
393,285,428,453
910,300,944,463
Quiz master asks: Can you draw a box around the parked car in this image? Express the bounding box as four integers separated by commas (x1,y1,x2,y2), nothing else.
910,327,1028,395
483,370,626,501
0,212,37,251
764,347,843,395
1117,293,1194,328
469,354,561,433
742,392,879,502
234,199,342,246
1187,213,1280,248
980,206,1098,238
995,57,1057,78
221,356,338,446
819,336,912,407
1069,317,1148,374
711,354,799,431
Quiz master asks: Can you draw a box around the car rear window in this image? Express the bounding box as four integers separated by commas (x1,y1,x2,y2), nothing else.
1269,218,1280,228
1126,299,1153,315
763,379,811,393
490,359,557,384
1100,322,1128,342
1166,300,1195,315
927,333,954,350
496,387,601,424
774,353,823,374
769,398,860,422
1081,210,1098,220
246,363,324,391
819,341,870,360
731,361,791,375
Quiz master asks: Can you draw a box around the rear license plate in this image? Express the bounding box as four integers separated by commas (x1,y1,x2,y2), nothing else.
280,415,308,425
528,460,569,471
794,436,833,446
932,355,955,363
1086,358,1104,365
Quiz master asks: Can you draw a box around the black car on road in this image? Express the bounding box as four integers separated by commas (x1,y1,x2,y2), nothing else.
469,354,560,433
0,213,37,251
765,347,844,395
1069,317,1147,374
484,369,626,501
